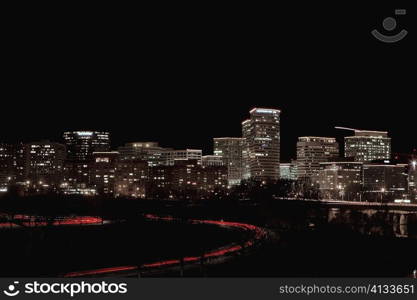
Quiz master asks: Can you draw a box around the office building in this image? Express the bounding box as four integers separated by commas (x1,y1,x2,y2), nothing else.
317,161,363,199
337,127,391,162
0,144,14,191
62,131,110,190
62,162,91,191
409,160,417,201
296,137,339,180
63,131,110,162
363,162,408,199
242,108,281,181
279,160,298,181
148,159,227,199
0,143,27,187
25,141,66,190
115,160,148,198
90,152,119,196
202,155,224,167
162,149,202,166
117,142,168,166
213,137,245,185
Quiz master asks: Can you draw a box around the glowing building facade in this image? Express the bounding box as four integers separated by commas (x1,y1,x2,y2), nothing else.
62,131,110,191
115,160,148,198
317,161,363,195
242,108,281,181
162,149,202,166
343,129,391,162
117,142,168,167
202,155,224,167
148,159,227,199
279,161,298,181
213,137,245,185
91,152,119,196
296,137,339,180
26,141,66,190
0,144,15,191
63,131,110,162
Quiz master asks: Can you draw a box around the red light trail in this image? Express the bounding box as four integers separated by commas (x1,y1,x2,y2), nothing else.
63,214,268,277
0,215,102,228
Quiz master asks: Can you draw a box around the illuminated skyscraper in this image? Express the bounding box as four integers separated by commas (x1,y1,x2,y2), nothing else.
336,127,391,162
26,141,66,189
242,108,281,181
296,137,339,180
117,142,167,166
91,152,119,196
62,131,110,191
63,131,110,162
0,143,15,191
213,137,245,185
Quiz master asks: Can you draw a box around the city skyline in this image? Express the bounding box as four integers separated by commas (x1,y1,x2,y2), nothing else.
1,2,417,287
1,105,415,162
1,107,416,202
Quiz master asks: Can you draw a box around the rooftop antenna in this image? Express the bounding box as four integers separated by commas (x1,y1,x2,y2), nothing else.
334,127,358,132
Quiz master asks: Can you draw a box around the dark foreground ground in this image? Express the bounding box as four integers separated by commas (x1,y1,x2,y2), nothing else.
1,198,416,277
0,220,240,277
1,219,416,277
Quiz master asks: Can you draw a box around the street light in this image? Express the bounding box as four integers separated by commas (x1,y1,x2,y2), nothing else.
337,184,344,201
380,187,386,203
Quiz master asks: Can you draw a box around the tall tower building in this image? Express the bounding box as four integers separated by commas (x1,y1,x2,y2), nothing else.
63,131,110,162
26,141,66,189
0,143,29,190
296,137,339,180
62,131,110,190
91,152,119,196
0,143,15,191
213,137,245,186
242,108,281,181
336,127,391,162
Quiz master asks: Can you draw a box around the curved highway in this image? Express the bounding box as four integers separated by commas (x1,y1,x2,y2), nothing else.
63,214,269,277
0,214,103,228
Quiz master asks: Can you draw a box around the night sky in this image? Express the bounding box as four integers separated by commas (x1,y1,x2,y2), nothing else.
2,3,415,161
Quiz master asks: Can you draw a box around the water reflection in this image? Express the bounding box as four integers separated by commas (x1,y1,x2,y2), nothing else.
327,207,417,238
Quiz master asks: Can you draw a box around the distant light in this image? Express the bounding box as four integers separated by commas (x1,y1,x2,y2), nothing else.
394,199,411,204
76,131,93,136
250,108,281,114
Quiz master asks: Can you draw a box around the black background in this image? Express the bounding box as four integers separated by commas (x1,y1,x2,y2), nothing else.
1,3,415,161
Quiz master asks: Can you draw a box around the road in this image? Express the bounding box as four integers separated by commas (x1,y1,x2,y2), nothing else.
63,214,269,277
